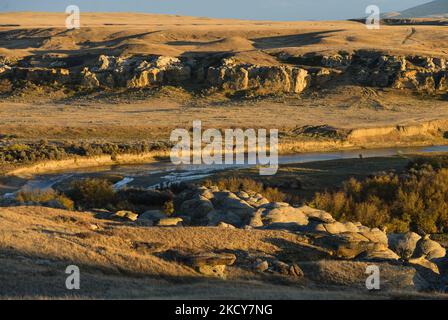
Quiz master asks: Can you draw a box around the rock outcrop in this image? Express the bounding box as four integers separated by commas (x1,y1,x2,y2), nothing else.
173,185,447,276
206,58,309,94
2,51,447,95
187,252,237,278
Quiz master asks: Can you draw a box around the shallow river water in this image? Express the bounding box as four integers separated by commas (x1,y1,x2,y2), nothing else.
2,144,448,197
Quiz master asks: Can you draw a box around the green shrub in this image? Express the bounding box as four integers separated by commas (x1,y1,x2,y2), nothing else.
163,200,175,216
311,164,448,234
67,178,116,209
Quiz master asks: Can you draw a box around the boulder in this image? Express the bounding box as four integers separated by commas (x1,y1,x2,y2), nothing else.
235,190,250,200
216,222,236,229
260,205,309,228
408,256,440,275
139,210,166,221
80,67,100,88
0,64,11,75
388,232,421,259
211,192,254,218
248,210,264,228
253,260,269,273
189,252,237,267
322,221,347,234
289,264,305,277
298,206,335,224
304,222,328,233
198,188,215,200
344,222,360,233
222,67,249,91
313,232,389,260
97,55,114,71
272,260,290,275
413,235,446,260
245,197,270,207
359,228,388,245
113,210,138,222
357,247,400,261
180,196,214,221
189,253,236,278
127,70,152,88
157,217,183,227
207,210,242,227
291,68,309,93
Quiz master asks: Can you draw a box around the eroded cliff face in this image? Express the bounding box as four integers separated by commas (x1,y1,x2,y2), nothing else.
0,50,447,96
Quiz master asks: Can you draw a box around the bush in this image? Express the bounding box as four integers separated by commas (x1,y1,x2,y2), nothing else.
16,189,74,210
163,200,175,216
310,163,448,234
116,188,173,206
67,178,116,209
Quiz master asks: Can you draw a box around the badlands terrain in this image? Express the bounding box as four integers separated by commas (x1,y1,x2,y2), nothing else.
0,12,448,165
1,12,448,299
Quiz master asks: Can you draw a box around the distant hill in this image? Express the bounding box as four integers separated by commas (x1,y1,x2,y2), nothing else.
384,0,448,18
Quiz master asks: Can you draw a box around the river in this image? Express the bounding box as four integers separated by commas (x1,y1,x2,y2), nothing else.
2,144,448,197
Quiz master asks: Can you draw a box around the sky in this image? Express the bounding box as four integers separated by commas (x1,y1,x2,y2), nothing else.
0,0,433,21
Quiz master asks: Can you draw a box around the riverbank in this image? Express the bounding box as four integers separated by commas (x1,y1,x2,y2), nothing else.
3,131,447,178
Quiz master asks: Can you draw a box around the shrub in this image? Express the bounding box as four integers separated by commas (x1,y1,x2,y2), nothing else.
311,164,448,234
116,189,173,206
16,189,74,210
67,178,116,209
163,200,175,216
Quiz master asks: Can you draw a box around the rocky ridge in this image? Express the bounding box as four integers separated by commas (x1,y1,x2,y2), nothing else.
1,50,447,96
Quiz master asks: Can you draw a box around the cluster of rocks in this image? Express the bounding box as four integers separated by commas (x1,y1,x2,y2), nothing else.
282,51,448,93
108,185,447,283
175,186,446,275
206,57,309,93
2,51,447,95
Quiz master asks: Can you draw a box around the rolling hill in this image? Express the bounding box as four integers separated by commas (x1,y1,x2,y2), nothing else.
385,0,448,18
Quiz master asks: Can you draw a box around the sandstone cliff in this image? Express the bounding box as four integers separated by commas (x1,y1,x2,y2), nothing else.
1,50,447,96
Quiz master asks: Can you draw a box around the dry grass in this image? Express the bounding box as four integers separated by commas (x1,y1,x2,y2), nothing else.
0,206,446,299
1,13,448,58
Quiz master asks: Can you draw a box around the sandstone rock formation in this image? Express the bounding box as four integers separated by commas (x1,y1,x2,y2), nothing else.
113,210,138,221
2,51,447,95
413,235,446,260
388,232,422,259
206,59,310,94
172,184,447,276
188,252,237,278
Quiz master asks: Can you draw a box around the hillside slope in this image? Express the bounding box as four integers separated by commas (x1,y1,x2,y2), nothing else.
390,0,448,18
0,206,446,299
